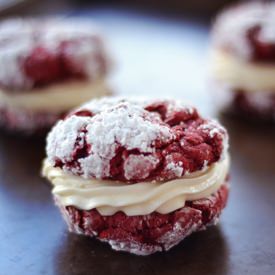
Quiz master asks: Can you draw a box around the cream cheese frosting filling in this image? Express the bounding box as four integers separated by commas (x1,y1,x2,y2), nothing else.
211,49,275,92
42,153,230,216
0,78,109,112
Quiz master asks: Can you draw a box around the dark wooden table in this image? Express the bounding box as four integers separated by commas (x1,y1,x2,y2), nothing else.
1,8,275,275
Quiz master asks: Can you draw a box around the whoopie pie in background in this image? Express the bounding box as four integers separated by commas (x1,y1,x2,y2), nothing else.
43,97,230,255
0,17,111,134
211,2,275,122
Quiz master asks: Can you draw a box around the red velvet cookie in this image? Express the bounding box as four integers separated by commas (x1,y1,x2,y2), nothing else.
213,2,275,62
43,97,230,255
211,2,275,122
0,18,111,134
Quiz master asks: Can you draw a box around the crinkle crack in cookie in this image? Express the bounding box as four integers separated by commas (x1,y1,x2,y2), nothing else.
43,97,230,255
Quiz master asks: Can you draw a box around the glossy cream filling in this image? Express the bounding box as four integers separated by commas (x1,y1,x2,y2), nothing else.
42,154,229,216
211,49,275,92
0,78,109,112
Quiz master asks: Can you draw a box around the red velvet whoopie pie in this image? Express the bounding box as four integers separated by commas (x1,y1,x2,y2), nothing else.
43,97,230,255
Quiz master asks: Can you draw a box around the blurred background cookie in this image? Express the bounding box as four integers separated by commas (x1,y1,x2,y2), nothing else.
0,17,111,134
211,2,275,122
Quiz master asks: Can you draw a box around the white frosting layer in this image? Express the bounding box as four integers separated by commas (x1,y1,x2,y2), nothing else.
42,154,229,216
211,50,275,92
0,79,109,112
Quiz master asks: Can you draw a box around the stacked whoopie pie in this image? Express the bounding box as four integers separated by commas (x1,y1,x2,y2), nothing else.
211,2,275,122
43,97,230,255
0,18,111,134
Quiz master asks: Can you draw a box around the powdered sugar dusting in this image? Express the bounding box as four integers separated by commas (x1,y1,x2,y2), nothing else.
213,2,275,59
0,37,33,90
80,102,172,178
124,154,160,180
159,219,201,251
0,17,107,90
166,99,195,117
46,116,88,165
46,97,228,180
47,98,174,179
165,161,184,177
199,119,228,161
77,96,150,114
199,119,225,138
107,240,162,256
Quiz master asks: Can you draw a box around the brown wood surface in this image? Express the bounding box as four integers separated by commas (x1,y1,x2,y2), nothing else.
1,8,275,275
